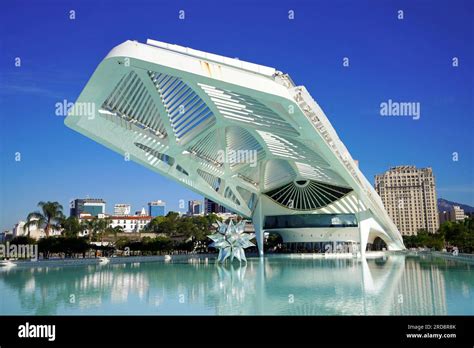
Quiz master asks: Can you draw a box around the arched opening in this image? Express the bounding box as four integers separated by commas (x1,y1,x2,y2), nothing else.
295,180,309,187
370,236,388,251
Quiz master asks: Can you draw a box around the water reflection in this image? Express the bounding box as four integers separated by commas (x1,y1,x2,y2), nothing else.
0,255,472,315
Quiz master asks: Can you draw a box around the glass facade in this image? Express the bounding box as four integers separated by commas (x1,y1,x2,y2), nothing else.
282,241,358,254
83,205,104,216
149,205,165,217
70,199,105,217
264,213,358,229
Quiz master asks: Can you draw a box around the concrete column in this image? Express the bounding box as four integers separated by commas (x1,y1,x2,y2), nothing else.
359,221,369,259
357,193,368,259
252,198,264,257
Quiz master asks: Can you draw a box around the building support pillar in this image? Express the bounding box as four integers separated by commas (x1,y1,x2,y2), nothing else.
359,221,369,259
357,193,368,259
252,198,264,257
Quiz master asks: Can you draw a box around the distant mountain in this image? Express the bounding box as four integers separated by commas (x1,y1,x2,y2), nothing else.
438,198,474,213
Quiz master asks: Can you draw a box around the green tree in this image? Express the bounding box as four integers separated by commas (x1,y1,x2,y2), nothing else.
81,217,110,242
440,218,474,253
9,236,36,246
81,218,96,242
177,217,198,240
146,215,177,236
38,237,60,259
143,212,222,249
25,201,65,237
60,216,82,238
105,225,123,243
94,217,111,243
60,237,90,258
114,237,130,250
402,229,445,251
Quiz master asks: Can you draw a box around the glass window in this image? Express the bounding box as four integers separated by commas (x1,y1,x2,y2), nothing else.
263,213,358,229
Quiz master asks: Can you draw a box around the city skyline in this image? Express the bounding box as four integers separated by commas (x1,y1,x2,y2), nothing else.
1,0,473,231
3,164,472,232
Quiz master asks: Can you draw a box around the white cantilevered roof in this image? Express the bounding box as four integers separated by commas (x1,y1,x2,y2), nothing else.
65,39,403,248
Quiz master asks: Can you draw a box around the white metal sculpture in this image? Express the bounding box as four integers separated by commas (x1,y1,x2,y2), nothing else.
209,220,255,263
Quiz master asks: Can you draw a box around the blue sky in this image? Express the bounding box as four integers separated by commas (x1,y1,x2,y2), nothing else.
0,0,473,231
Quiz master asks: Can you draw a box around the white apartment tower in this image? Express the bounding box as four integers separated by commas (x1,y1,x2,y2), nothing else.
375,166,439,235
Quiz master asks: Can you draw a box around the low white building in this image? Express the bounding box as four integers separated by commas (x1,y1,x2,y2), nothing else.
451,206,467,221
13,220,62,240
439,205,468,224
109,215,152,232
80,212,152,233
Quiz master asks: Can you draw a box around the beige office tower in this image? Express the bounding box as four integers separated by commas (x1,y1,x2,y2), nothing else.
375,166,439,235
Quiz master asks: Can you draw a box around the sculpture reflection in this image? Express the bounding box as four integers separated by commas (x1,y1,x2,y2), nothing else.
0,254,472,315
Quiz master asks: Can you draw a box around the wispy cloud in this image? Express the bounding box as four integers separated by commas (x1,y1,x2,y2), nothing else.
0,83,62,98
0,70,84,99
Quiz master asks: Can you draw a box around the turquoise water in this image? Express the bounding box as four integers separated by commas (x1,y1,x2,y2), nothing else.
0,254,472,315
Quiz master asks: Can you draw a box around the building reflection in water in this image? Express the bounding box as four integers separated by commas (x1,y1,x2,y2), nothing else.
391,258,447,315
0,254,471,315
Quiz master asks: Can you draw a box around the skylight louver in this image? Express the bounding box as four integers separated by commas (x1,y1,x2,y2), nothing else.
264,180,353,211
148,71,215,143
102,71,167,138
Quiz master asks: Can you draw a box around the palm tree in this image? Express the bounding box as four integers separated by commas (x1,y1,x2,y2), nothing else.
60,216,81,238
81,217,111,243
81,218,97,242
108,225,123,245
25,201,65,237
96,217,112,243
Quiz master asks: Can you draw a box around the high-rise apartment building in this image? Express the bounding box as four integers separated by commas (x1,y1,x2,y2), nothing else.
188,200,202,215
375,166,439,235
204,198,229,214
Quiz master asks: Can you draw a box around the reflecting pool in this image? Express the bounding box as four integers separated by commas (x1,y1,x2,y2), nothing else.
0,254,472,315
